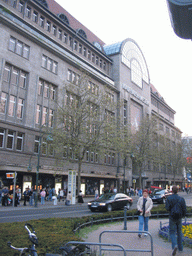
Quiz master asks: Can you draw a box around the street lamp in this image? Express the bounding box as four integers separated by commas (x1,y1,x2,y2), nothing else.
123,156,126,194
35,126,53,207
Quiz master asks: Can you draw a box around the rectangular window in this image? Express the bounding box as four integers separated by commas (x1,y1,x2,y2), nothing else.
38,80,43,96
46,20,51,32
58,29,62,40
9,37,16,52
42,55,47,68
88,50,91,60
112,153,115,165
8,95,16,116
96,56,99,65
53,25,57,36
23,45,30,59
16,132,23,151
18,1,24,13
3,64,11,82
47,58,52,71
10,0,17,8
0,129,5,148
52,61,58,74
15,41,23,55
7,130,14,149
42,107,48,125
63,147,67,158
86,151,89,162
44,82,49,98
48,144,54,156
64,33,68,43
40,16,45,27
103,62,106,70
0,92,7,114
50,85,56,100
83,47,87,57
67,69,72,81
17,98,24,119
42,137,47,155
92,53,95,63
34,136,40,153
32,11,38,23
36,105,41,124
100,59,103,68
11,67,19,85
19,71,27,88
69,37,73,47
79,44,82,54
90,152,94,162
49,109,54,127
26,6,31,18
74,40,78,50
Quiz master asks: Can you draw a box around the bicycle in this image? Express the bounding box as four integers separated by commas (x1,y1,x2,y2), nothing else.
7,223,91,256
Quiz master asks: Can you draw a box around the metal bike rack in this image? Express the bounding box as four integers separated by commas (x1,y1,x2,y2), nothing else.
65,241,126,256
99,230,154,256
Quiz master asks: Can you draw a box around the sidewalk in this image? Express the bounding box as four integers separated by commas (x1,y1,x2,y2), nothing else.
85,218,192,256
0,196,95,211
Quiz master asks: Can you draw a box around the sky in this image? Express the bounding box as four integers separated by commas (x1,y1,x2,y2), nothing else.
56,0,192,136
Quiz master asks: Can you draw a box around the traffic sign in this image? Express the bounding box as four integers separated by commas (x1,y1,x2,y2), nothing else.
6,173,15,179
133,179,136,184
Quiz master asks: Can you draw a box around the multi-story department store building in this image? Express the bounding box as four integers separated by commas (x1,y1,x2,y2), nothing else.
0,0,183,195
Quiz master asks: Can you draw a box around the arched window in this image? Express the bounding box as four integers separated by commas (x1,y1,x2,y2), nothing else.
36,0,48,9
131,59,142,88
58,13,69,25
77,29,87,39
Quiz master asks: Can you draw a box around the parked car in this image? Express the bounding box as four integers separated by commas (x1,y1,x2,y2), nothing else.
150,189,172,204
88,193,133,212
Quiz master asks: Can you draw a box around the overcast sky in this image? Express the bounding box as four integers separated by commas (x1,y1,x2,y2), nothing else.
56,0,192,136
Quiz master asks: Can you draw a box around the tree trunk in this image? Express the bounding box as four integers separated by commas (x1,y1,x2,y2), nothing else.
77,160,82,195
139,163,142,189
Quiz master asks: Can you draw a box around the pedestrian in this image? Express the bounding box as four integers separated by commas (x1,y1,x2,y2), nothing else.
2,186,9,206
137,189,153,238
95,187,99,199
14,189,19,207
78,190,84,203
66,191,71,205
113,187,117,193
48,187,53,201
40,189,46,205
29,187,34,206
60,189,64,201
165,185,187,256
23,188,29,206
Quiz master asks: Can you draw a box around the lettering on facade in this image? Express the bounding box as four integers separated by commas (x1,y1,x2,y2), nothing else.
122,83,149,106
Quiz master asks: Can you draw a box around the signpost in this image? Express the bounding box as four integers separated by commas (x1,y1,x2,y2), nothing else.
68,170,76,205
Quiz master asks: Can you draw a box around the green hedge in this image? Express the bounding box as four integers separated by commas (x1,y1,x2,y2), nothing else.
1,206,192,256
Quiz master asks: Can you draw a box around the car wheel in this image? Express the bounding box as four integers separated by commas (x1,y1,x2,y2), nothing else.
107,204,112,212
91,209,96,212
162,198,166,204
126,202,131,210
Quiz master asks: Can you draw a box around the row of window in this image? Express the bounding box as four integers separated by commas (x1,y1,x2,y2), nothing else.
0,128,24,151
38,79,56,100
0,92,24,119
3,63,28,89
41,55,58,74
36,105,54,127
104,153,116,165
5,0,107,72
9,37,30,59
159,123,180,139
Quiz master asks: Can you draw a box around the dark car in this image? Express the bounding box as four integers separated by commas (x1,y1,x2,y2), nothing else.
150,189,172,204
88,193,133,212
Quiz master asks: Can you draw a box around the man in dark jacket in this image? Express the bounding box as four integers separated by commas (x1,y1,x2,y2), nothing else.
165,185,186,256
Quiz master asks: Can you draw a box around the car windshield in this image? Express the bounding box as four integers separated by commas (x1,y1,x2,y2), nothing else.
99,194,115,200
154,190,165,195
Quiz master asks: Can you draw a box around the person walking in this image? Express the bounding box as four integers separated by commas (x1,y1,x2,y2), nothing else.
23,188,29,206
40,189,46,205
165,185,187,256
137,189,153,238
66,191,71,206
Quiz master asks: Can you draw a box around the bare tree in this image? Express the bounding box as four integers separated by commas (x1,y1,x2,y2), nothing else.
51,72,118,194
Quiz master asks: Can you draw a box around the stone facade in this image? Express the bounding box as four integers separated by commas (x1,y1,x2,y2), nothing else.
0,0,183,194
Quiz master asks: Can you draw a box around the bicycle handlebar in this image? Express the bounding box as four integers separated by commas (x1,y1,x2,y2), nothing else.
25,223,38,245
7,241,28,253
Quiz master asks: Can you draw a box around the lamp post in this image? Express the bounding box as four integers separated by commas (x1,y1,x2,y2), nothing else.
35,125,53,207
123,156,126,194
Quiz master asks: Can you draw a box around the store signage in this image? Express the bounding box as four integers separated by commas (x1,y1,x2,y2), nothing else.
6,173,15,179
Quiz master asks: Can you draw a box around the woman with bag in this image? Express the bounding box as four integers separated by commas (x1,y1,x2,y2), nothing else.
137,189,153,238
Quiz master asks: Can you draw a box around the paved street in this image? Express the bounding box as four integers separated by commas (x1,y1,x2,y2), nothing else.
0,192,191,223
